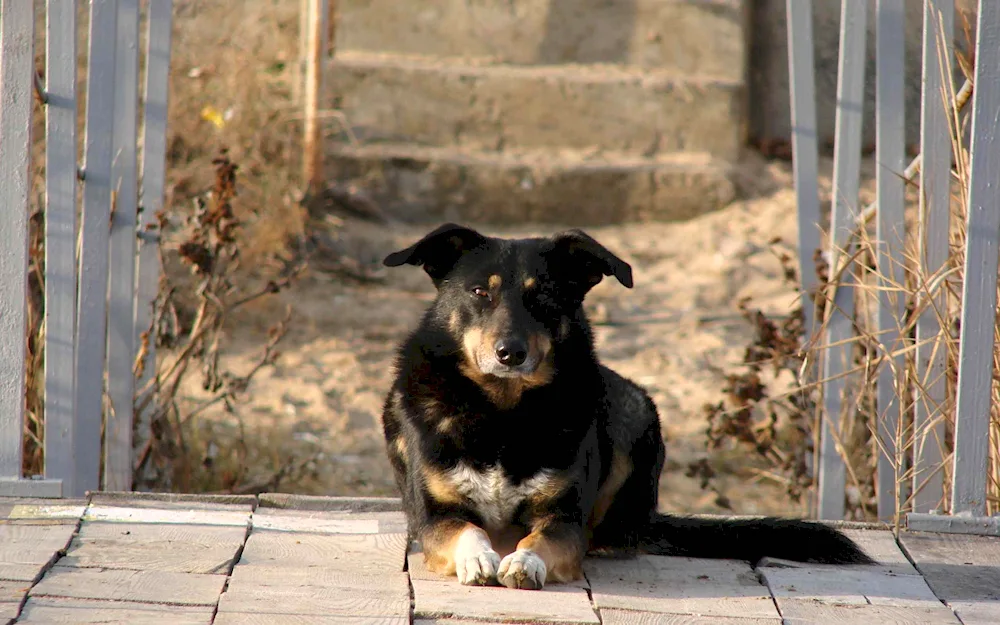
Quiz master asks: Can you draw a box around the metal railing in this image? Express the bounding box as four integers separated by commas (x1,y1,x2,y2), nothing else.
0,0,172,498
789,0,1000,533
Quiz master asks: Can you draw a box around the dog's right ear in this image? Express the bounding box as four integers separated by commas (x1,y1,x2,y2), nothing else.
383,223,487,283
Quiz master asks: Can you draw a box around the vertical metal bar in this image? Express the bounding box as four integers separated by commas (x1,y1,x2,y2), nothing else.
951,0,1000,517
134,0,174,482
44,0,81,496
0,0,36,479
77,0,119,494
818,0,868,521
786,0,822,342
912,0,953,515
104,0,142,492
303,0,329,195
874,0,907,522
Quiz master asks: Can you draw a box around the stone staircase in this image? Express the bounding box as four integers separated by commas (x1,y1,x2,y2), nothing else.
328,0,748,225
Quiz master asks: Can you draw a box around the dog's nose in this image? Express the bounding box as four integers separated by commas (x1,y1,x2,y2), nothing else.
494,338,528,367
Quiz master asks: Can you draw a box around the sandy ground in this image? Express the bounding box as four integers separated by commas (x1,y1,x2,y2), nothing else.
174,157,837,518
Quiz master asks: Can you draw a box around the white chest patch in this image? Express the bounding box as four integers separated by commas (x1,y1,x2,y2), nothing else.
444,464,559,530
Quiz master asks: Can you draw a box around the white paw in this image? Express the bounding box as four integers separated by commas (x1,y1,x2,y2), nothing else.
498,549,547,590
456,548,501,586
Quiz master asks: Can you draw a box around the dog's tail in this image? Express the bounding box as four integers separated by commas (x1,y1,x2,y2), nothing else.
637,513,874,564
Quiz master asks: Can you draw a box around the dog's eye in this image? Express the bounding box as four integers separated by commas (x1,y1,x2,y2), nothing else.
471,287,490,300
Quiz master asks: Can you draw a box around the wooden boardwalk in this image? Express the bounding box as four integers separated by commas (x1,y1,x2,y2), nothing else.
0,494,998,624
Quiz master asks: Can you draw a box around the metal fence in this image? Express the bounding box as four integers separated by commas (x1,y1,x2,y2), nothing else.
790,0,1000,534
0,0,172,498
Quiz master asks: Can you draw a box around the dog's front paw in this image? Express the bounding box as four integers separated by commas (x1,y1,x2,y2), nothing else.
456,549,501,586
498,549,547,590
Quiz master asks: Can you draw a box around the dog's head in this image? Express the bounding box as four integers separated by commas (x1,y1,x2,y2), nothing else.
384,224,632,403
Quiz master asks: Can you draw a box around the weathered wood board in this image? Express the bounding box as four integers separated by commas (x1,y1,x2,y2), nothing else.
411,578,600,624
15,597,215,625
237,530,408,573
599,610,780,625
899,532,1000,625
83,504,250,527
0,522,78,566
215,615,407,625
759,564,941,608
0,502,86,521
778,601,959,624
228,564,410,593
586,555,779,619
30,566,226,606
251,507,407,534
59,521,248,574
216,583,410,618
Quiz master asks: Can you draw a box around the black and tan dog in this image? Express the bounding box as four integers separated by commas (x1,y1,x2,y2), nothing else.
380,224,871,590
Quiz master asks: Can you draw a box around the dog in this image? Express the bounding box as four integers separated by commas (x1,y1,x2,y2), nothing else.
380,223,872,590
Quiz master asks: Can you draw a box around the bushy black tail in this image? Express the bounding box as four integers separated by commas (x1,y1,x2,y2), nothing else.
638,513,874,564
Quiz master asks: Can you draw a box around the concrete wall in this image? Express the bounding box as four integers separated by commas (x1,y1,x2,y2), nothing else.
749,0,977,151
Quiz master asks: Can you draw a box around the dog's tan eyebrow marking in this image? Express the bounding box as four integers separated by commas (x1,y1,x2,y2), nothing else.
523,277,537,289
488,275,502,289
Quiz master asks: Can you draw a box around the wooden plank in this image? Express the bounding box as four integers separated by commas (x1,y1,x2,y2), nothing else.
238,531,407,573
0,578,30,622
785,0,823,340
0,479,62,498
250,506,407,534
30,566,226,605
0,522,79,561
0,564,45,583
217,584,409,618
89,491,257,506
76,0,118,495
43,0,81,497
76,520,248,544
898,532,1000,601
4,503,87,521
818,0,868,521
873,0,907,523
838,528,918,574
61,537,243,575
759,564,943,608
17,597,214,625
216,616,405,625
134,0,174,472
907,512,1000,536
257,494,403,512
103,0,142,492
948,601,1000,625
779,600,959,624
411,578,599,624
228,565,410,593
586,556,779,619
83,504,251,526
0,0,35,480
951,0,1000,517
252,513,379,534
912,0,954,516
599,610,779,625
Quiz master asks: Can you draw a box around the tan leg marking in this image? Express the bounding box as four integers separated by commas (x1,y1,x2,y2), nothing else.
588,450,633,530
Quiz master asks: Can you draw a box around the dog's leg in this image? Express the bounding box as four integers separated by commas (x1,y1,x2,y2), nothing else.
422,519,501,586
498,521,585,590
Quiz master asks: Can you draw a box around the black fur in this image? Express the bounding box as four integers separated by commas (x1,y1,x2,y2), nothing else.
381,224,872,590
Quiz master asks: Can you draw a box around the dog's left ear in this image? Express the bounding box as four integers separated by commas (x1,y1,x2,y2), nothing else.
547,229,633,292
383,223,487,283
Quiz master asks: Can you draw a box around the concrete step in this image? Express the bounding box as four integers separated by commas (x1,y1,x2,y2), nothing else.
325,143,737,225
329,52,745,159
336,0,747,81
